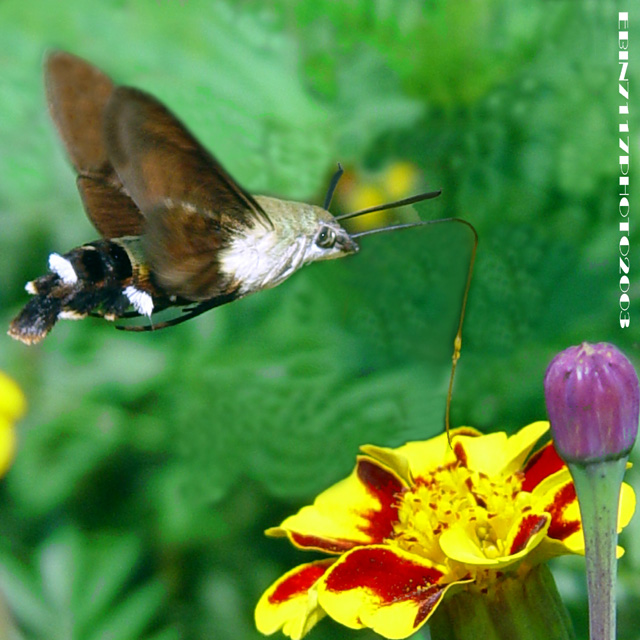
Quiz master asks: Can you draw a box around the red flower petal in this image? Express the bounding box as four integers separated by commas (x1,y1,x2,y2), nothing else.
510,513,549,554
282,457,405,554
543,482,581,542
323,547,446,629
269,560,334,605
356,458,403,542
522,442,566,492
256,559,334,638
287,532,356,553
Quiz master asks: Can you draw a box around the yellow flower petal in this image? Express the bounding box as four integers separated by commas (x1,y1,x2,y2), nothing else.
318,545,461,640
529,471,582,553
618,482,636,531
359,445,412,485
501,422,550,474
255,560,333,640
270,457,407,553
440,511,550,569
538,480,636,557
0,372,26,423
382,162,420,199
390,427,481,481
344,185,389,232
453,422,549,476
0,419,17,476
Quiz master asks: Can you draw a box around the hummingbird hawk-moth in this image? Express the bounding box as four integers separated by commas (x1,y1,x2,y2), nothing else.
8,52,470,347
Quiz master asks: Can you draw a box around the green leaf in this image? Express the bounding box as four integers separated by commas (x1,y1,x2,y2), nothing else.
0,554,52,638
0,530,172,640
88,582,166,640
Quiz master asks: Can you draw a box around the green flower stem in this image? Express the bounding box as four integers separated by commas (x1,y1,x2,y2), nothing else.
567,457,627,640
429,564,575,640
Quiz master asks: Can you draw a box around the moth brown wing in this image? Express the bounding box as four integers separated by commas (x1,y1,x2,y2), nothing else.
102,86,272,231
75,176,144,237
45,51,113,173
143,201,236,301
45,51,144,237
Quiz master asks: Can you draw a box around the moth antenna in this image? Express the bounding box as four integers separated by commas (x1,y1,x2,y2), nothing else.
336,189,442,222
349,216,477,446
323,163,344,210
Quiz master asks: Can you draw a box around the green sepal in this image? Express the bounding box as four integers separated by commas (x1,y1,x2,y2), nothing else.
429,564,575,640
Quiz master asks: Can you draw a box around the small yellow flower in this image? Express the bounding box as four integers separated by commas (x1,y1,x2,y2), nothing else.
342,182,388,232
255,423,635,640
335,162,423,232
381,161,420,200
0,371,26,476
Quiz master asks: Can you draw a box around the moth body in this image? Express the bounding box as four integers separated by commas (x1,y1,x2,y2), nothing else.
9,195,359,344
8,51,439,345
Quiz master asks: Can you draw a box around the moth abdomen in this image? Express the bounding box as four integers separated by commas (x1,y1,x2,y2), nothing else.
8,238,158,345
7,295,64,346
65,240,134,284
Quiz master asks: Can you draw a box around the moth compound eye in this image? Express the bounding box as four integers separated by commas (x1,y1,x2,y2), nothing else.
316,226,336,249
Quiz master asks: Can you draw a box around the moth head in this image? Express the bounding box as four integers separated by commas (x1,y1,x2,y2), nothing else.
305,208,359,262
255,197,359,265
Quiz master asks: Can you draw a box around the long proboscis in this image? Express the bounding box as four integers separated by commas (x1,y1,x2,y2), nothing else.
326,164,475,441
347,214,478,444
336,189,442,222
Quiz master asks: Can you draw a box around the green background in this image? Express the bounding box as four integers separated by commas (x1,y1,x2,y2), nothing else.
0,1,638,639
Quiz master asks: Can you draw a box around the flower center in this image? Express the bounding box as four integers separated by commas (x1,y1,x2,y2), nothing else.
391,462,531,565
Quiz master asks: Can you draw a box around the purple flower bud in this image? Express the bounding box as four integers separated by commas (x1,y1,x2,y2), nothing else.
544,342,639,463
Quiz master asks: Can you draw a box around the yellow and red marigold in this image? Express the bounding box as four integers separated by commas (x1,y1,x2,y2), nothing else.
255,422,635,640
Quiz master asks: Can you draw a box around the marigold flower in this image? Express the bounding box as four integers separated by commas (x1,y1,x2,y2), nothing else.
255,423,635,640
0,371,26,476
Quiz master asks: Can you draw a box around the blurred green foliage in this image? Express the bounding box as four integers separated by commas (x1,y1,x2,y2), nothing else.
0,0,638,639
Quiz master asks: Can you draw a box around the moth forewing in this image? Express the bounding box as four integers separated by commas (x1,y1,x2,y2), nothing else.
46,52,145,239
45,51,114,173
143,201,232,301
103,86,272,231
